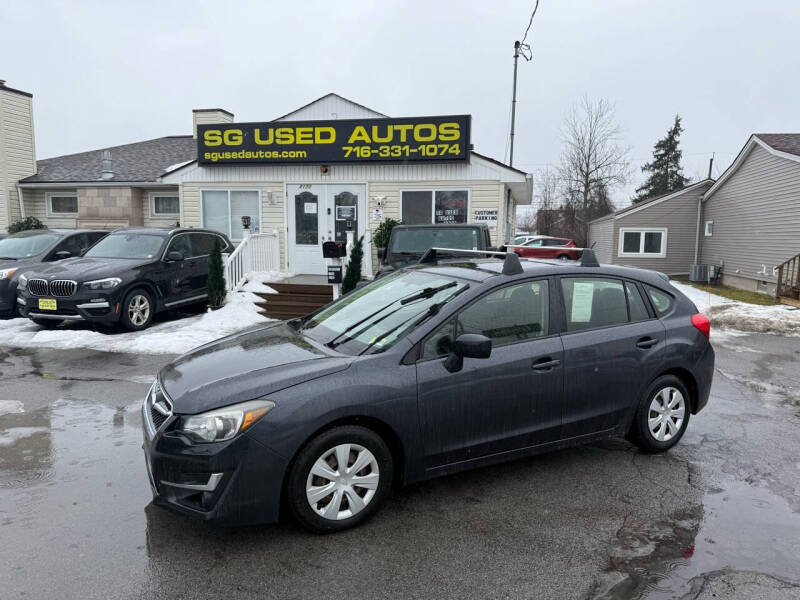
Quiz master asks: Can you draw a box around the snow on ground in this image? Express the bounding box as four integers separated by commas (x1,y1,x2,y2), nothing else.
670,281,800,336
240,269,291,294
0,271,290,355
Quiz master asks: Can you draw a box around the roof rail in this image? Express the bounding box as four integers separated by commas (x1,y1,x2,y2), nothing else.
418,246,601,272
418,247,524,275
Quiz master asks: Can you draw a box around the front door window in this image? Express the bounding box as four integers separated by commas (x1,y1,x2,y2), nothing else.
333,191,358,243
295,191,320,245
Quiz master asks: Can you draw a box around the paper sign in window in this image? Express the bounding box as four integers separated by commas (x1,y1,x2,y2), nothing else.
571,282,594,322
304,202,317,214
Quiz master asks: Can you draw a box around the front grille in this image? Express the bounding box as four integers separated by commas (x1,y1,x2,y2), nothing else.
50,280,78,297
27,279,49,296
26,279,78,297
146,381,173,435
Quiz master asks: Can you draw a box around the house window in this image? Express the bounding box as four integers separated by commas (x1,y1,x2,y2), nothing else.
150,193,180,216
201,190,260,241
47,193,78,216
704,221,713,236
400,190,469,225
618,228,667,258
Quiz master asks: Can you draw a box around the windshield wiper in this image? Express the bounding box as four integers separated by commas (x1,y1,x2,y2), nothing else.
0,257,17,261
326,281,458,350
359,286,467,355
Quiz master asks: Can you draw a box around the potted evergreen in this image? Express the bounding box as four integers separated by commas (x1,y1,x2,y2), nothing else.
342,235,364,294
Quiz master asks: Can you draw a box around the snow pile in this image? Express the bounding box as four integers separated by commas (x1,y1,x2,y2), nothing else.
241,269,291,294
670,281,800,336
0,271,290,355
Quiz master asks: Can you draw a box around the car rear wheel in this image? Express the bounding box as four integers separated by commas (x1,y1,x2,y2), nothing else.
120,288,154,332
287,425,393,533
630,375,690,453
31,318,61,329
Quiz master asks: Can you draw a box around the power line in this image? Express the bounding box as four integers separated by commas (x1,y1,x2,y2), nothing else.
520,0,540,48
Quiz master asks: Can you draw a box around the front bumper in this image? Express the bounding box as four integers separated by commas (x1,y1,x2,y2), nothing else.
17,287,125,323
141,385,288,526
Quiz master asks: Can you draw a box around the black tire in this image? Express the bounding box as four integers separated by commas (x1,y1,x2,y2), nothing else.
119,288,154,332
31,318,62,329
287,425,393,534
630,375,691,453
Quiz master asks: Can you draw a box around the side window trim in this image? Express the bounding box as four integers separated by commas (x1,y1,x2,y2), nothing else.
630,280,657,319
416,277,554,363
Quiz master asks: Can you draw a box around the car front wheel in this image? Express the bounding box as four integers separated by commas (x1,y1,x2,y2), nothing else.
120,288,154,331
287,425,393,533
630,375,690,453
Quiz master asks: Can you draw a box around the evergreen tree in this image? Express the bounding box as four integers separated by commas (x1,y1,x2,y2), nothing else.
207,237,226,308
633,115,691,202
342,235,364,294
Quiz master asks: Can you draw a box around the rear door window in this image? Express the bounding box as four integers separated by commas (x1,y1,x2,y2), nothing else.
561,277,629,332
166,234,192,259
626,282,651,322
190,233,225,257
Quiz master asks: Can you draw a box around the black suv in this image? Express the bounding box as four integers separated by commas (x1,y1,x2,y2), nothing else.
0,228,108,318
17,227,233,331
376,223,494,277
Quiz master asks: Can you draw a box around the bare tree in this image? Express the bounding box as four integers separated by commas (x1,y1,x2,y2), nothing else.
534,167,559,235
558,96,629,245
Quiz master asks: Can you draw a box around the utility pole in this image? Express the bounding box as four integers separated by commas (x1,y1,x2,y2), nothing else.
509,40,521,168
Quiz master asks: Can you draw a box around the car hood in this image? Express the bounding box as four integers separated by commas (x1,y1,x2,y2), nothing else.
20,257,149,281
159,321,351,414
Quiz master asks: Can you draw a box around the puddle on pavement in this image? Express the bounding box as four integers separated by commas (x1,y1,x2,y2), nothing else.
594,478,800,599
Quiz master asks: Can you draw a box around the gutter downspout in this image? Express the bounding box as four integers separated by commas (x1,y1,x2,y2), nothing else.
17,185,25,220
693,196,701,263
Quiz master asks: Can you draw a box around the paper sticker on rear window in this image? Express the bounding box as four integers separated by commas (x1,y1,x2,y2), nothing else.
571,282,594,322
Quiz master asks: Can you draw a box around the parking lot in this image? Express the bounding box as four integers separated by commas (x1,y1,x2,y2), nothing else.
1,330,799,600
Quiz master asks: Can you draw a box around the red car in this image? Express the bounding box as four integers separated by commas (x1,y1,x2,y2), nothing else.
508,236,580,260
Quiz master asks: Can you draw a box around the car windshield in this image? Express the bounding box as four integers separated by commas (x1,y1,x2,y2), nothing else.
302,270,468,356
0,233,61,258
390,228,480,255
85,233,165,259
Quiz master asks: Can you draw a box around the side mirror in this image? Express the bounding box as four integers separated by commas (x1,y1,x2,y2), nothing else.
166,250,184,262
376,247,386,261
53,250,72,260
444,334,492,372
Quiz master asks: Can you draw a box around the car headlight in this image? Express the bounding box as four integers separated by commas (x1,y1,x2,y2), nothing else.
174,399,275,443
17,273,27,288
83,277,122,290
0,268,17,280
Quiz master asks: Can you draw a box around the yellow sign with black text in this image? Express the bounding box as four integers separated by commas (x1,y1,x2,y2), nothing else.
197,115,471,165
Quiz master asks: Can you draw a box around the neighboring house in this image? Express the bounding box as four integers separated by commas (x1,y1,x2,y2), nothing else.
699,134,800,296
1,88,532,277
0,81,36,233
588,179,715,276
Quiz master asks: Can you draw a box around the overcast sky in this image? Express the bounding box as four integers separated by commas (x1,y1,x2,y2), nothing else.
3,0,799,208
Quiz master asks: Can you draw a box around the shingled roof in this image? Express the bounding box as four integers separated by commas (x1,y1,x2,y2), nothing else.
20,136,197,183
754,134,800,157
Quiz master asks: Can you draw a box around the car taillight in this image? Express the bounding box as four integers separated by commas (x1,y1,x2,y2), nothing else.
691,313,710,338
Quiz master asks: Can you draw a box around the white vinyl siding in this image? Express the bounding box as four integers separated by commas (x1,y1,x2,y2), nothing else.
588,216,614,264
0,88,37,231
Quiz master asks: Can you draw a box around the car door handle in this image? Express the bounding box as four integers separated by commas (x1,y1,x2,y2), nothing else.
532,358,561,371
636,337,659,349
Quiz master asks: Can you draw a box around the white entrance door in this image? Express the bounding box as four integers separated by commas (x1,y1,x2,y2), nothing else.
287,184,366,275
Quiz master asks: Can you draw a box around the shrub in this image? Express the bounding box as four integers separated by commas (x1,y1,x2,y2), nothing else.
8,217,46,234
342,235,364,294
207,237,227,308
373,218,400,248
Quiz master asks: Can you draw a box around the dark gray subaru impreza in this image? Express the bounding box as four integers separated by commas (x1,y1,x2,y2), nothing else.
142,251,714,533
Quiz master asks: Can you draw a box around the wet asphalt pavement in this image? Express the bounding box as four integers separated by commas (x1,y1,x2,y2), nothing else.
1,332,799,599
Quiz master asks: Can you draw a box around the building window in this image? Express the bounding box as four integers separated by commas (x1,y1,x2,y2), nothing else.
618,228,667,258
201,190,260,241
400,190,469,225
150,193,180,216
47,193,78,216
704,220,713,236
